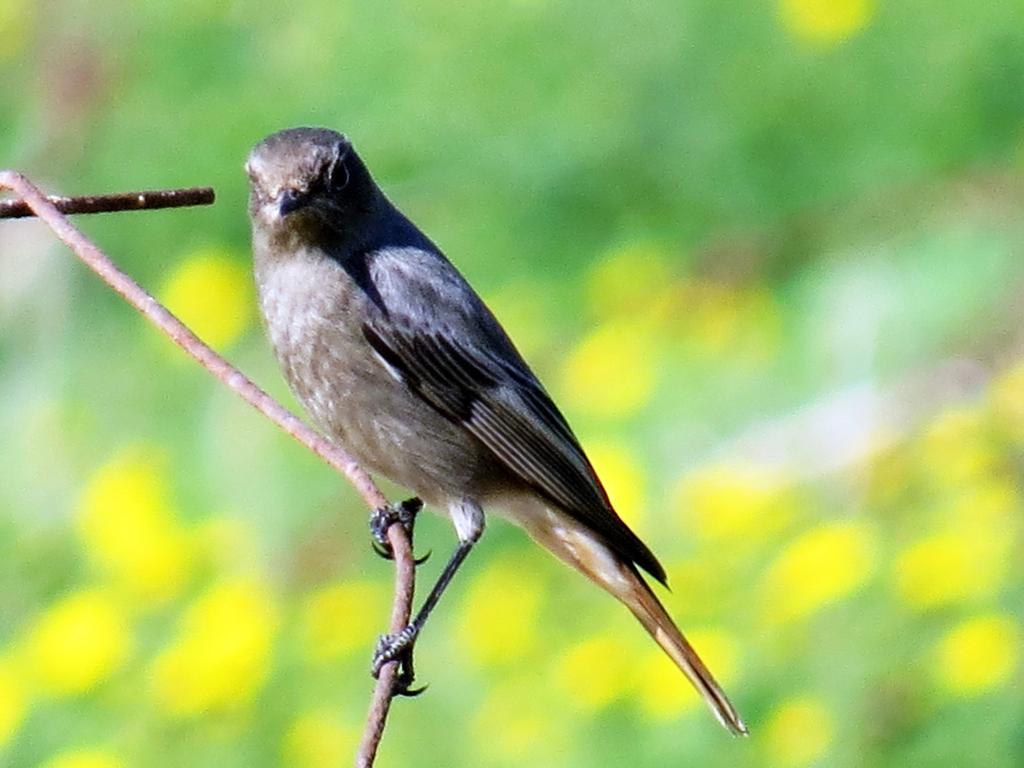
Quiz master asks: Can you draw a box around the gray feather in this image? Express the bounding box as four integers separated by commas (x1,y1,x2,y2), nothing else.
361,247,667,584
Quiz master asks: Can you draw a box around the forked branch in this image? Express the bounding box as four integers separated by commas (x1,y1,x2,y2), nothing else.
0,171,411,768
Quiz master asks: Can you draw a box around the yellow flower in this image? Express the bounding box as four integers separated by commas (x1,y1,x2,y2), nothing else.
676,281,783,362
150,581,278,716
0,0,33,64
555,634,633,710
934,615,1019,695
282,710,358,768
26,589,131,696
635,628,740,720
946,480,1019,528
764,695,835,766
159,247,252,350
300,580,388,664
895,530,1010,610
779,0,873,45
586,440,647,529
40,749,122,768
918,408,1000,489
676,464,797,547
559,319,658,420
77,449,193,605
859,436,913,509
586,242,671,319
679,279,743,354
760,521,876,624
471,676,568,766
455,556,544,669
0,655,27,746
989,360,1024,443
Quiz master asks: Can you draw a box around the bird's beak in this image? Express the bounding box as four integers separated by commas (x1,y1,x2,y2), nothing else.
278,188,308,217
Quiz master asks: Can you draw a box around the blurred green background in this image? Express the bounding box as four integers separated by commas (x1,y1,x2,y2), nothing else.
2,0,1023,766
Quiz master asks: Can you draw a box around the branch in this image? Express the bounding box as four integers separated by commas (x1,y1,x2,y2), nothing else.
0,186,215,218
0,171,413,767
356,538,417,768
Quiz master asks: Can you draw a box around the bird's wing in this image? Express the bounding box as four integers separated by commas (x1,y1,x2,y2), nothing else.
360,253,666,583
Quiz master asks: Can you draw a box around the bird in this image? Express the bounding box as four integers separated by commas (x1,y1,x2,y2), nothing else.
245,126,747,735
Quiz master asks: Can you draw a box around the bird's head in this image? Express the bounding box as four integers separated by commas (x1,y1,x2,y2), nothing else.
245,127,378,236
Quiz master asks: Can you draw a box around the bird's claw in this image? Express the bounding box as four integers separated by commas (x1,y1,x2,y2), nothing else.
372,625,426,696
369,497,423,561
371,540,393,560
372,625,418,673
413,549,432,566
395,679,428,698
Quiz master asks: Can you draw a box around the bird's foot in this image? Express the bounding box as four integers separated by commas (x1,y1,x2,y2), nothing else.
372,625,426,697
370,497,429,564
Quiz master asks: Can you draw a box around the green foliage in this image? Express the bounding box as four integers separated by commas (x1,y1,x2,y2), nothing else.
2,1,1023,766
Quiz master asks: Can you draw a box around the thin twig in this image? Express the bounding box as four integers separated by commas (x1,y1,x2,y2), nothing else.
357,531,417,768
0,171,413,768
0,186,215,218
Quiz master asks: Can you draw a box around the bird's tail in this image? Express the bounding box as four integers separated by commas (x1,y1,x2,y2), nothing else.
624,569,748,735
520,510,748,735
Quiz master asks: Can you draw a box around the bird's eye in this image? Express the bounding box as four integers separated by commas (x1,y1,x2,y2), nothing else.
326,146,351,192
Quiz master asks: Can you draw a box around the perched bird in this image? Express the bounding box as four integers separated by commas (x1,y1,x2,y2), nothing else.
245,127,747,735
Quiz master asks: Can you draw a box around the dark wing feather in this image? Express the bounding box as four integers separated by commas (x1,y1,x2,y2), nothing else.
362,320,667,584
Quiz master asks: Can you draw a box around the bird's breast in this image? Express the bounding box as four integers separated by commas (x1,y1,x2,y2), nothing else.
252,245,502,502
255,248,375,430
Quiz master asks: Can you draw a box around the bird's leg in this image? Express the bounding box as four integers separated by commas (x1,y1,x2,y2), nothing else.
369,497,430,564
372,535,479,695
